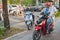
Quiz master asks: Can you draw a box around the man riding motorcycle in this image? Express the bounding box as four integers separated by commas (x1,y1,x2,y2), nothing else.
25,11,35,30
39,2,57,33
32,1,57,40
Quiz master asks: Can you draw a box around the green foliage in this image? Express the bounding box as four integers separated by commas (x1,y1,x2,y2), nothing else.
24,0,33,6
0,0,2,2
8,0,34,6
56,11,60,18
0,28,3,36
43,0,49,2
0,25,4,37
9,0,20,4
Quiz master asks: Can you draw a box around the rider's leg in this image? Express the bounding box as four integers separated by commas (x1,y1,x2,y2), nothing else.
32,15,35,24
46,18,51,31
52,16,55,26
51,17,54,31
46,17,53,32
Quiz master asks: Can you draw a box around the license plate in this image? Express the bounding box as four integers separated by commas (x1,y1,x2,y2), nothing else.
27,21,31,25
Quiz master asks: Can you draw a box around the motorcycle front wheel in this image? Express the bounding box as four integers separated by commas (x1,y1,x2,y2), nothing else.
27,21,33,30
27,25,31,30
33,30,41,40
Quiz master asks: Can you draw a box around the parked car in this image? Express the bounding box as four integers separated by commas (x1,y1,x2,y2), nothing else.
34,3,45,12
26,3,45,12
11,4,25,16
0,4,23,17
8,5,14,15
8,4,20,16
32,6,42,12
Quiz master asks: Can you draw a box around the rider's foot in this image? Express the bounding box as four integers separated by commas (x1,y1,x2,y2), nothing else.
47,30,48,33
50,28,54,32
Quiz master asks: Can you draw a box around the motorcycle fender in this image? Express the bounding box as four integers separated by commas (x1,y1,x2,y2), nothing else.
35,26,41,31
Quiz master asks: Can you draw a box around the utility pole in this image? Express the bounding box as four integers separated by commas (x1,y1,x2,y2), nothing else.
40,0,42,3
2,0,10,30
36,0,39,6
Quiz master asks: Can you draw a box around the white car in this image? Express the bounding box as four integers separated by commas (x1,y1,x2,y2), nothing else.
9,4,20,16
0,4,21,21
0,5,18,21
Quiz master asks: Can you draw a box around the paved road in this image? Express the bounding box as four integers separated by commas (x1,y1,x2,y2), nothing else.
9,12,40,29
9,15,26,29
7,12,60,40
6,18,60,40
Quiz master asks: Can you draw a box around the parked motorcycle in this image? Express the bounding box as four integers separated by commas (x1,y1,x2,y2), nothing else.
33,13,54,40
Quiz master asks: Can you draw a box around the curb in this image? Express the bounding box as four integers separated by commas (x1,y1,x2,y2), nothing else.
56,17,60,19
4,31,27,40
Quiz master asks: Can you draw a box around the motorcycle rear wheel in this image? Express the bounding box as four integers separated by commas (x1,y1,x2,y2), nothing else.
48,28,54,34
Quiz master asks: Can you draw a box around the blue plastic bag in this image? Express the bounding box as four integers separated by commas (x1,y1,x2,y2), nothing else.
45,8,49,14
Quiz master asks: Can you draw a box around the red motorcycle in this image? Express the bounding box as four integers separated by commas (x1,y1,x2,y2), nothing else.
33,13,54,40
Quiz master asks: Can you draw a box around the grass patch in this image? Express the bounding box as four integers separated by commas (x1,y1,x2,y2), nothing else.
55,11,60,18
0,27,24,40
0,22,4,36
0,26,4,35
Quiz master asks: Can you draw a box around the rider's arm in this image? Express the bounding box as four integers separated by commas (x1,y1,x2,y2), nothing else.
54,7,58,17
49,7,57,17
40,8,46,15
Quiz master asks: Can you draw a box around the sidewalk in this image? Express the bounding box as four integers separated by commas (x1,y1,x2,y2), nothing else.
4,30,33,40
9,15,26,29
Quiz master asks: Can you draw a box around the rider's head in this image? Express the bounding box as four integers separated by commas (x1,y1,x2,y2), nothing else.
49,0,54,6
45,2,51,8
49,0,54,3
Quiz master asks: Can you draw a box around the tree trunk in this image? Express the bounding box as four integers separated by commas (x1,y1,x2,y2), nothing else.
59,0,60,11
2,0,10,30
36,0,39,6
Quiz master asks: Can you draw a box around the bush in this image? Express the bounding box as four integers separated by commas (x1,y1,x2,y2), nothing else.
0,26,4,36
55,11,60,18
